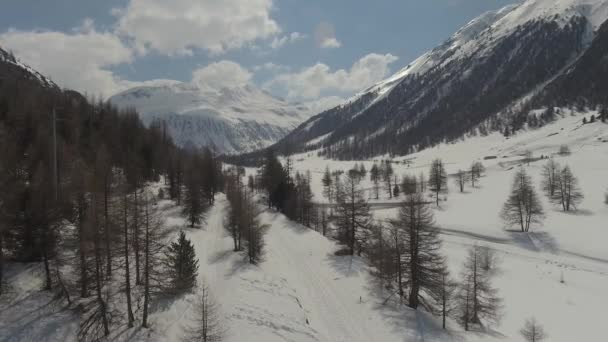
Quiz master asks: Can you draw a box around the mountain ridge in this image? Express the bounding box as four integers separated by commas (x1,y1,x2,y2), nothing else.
245,0,608,162
109,82,313,154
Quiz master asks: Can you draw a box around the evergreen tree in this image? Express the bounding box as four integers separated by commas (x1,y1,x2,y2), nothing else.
163,231,199,293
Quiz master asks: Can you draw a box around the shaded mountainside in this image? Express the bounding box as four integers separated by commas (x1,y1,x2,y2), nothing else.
237,0,608,164
109,83,313,155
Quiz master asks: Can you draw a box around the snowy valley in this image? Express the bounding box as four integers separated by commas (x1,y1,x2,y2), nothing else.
1,0,608,341
2,109,608,342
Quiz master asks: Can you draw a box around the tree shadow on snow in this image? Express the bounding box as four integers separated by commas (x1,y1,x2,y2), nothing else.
326,254,365,278
507,230,559,253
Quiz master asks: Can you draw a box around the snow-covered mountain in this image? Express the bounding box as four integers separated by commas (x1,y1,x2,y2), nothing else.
109,82,312,154
0,47,58,89
261,0,608,161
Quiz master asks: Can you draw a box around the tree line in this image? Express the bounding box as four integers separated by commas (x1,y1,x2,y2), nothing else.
0,74,225,340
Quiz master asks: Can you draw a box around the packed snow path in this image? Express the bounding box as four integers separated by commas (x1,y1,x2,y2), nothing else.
186,195,447,342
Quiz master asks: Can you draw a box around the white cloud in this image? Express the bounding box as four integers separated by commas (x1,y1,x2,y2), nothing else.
270,32,306,49
265,53,398,100
0,20,135,97
320,37,342,49
253,62,290,73
314,22,341,49
114,0,281,56
191,60,252,91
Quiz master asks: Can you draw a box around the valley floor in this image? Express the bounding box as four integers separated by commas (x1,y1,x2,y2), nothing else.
2,112,608,342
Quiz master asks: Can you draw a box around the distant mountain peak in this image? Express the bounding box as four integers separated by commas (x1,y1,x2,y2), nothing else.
109,82,314,154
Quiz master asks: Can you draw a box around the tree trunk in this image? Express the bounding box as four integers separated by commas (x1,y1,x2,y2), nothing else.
0,230,4,296
77,199,89,298
123,193,135,328
94,199,110,337
134,189,141,285
42,233,52,291
104,181,112,280
142,197,150,328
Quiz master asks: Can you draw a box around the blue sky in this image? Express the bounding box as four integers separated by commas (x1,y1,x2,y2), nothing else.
0,0,516,109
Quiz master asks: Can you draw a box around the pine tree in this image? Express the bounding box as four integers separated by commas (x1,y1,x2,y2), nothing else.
501,168,544,232
428,159,448,206
163,231,199,293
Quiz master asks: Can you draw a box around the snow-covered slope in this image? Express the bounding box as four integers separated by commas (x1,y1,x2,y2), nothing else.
283,110,608,342
0,46,58,89
109,83,312,154
268,0,608,160
2,111,607,342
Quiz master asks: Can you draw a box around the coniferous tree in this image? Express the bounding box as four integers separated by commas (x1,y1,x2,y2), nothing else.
501,168,544,232
470,161,484,188
163,231,199,293
553,166,584,211
418,172,426,193
119,177,135,328
428,159,448,206
141,190,163,328
322,166,334,205
456,245,501,331
184,281,225,342
334,172,371,255
520,317,547,342
440,270,457,329
401,175,417,195
391,193,445,310
382,161,394,199
370,163,381,200
393,183,400,198
183,157,207,228
455,169,469,193
243,191,268,264
541,159,560,198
